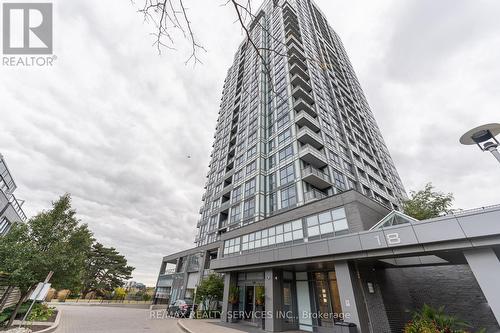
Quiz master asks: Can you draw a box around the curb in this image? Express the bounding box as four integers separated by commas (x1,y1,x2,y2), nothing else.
177,319,194,333
37,308,62,333
11,309,62,333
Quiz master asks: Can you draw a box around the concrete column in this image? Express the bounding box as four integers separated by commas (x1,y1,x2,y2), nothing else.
334,261,368,333
221,272,237,323
464,248,500,324
265,269,283,332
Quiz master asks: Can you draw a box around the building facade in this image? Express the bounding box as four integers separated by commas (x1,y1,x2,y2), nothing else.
195,0,406,248
0,153,27,311
154,0,500,332
0,154,26,236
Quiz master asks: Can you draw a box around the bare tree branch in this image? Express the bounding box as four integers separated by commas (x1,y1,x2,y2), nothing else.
138,0,205,65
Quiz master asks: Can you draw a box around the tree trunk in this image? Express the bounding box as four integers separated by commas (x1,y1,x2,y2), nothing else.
6,290,28,328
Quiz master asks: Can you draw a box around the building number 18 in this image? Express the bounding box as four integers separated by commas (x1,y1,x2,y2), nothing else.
375,233,401,245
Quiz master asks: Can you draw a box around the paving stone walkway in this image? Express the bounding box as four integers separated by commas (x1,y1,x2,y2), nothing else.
52,305,181,333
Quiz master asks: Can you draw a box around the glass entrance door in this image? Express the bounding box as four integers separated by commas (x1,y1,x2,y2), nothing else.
312,271,342,332
244,286,254,320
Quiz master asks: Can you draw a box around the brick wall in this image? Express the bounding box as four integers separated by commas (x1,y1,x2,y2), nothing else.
363,265,499,333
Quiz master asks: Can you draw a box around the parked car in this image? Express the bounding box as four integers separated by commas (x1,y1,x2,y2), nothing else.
168,299,197,317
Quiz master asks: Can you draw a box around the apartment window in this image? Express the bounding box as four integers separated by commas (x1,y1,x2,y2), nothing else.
306,207,348,238
246,160,256,174
230,204,241,223
235,154,245,167
333,171,346,190
279,163,295,186
243,198,256,219
223,237,241,255
269,192,277,213
277,114,290,129
278,144,294,162
347,178,357,190
268,154,276,168
277,128,291,146
268,172,276,191
244,177,256,196
329,150,341,167
268,140,275,152
232,186,242,203
209,215,218,231
247,145,257,159
248,131,257,143
344,161,354,175
281,185,297,208
240,220,303,252
234,169,244,183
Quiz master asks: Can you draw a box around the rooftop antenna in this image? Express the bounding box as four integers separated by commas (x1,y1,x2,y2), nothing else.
460,123,500,164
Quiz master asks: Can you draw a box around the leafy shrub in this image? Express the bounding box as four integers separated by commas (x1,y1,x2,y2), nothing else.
404,304,485,333
404,318,439,333
28,303,55,322
0,302,31,326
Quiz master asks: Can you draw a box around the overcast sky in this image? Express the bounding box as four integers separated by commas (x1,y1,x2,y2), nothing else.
1,0,499,286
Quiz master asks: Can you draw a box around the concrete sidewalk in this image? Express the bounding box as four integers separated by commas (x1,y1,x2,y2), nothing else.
178,319,249,333
177,319,306,333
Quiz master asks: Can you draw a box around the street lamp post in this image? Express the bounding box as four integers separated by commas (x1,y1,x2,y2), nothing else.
460,123,500,164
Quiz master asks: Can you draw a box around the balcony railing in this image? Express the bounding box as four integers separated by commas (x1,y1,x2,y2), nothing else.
289,61,309,79
291,74,312,92
297,127,323,149
9,194,26,221
302,166,330,183
302,166,333,190
295,111,319,133
294,99,316,117
304,188,327,203
0,158,16,196
299,144,327,168
292,86,314,105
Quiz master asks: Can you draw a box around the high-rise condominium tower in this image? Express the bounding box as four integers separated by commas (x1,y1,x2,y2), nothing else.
195,0,406,247
196,0,405,245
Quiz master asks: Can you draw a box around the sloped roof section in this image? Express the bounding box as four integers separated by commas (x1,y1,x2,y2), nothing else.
369,210,419,230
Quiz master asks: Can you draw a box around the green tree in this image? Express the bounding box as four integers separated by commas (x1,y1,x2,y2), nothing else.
195,274,224,310
80,242,134,298
403,183,454,220
0,194,93,327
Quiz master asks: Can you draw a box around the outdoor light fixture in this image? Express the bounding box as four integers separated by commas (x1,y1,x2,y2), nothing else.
460,123,500,164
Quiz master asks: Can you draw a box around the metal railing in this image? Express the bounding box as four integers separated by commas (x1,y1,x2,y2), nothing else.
297,127,322,144
9,194,26,221
304,188,327,202
450,204,500,217
302,165,330,183
299,144,326,157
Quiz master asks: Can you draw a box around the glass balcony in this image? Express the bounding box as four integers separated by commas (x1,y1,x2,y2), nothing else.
286,34,303,50
292,86,315,105
287,44,306,62
291,74,312,92
297,127,324,149
294,97,316,117
304,188,328,203
295,111,320,132
302,166,333,190
299,144,328,168
289,60,309,79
